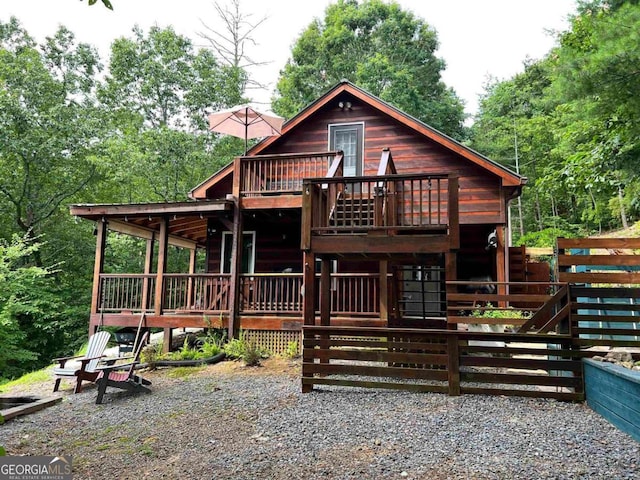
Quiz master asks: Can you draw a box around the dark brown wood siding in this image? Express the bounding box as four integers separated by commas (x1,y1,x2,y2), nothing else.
261,92,505,225
206,213,303,273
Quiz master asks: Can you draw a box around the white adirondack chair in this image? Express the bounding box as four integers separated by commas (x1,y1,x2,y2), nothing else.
52,331,111,393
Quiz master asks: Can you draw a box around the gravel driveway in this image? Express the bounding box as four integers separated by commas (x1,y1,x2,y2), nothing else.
1,359,638,479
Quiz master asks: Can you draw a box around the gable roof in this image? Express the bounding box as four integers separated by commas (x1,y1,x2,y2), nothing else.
190,80,525,199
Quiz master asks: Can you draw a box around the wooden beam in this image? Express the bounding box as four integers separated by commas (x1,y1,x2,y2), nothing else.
90,220,107,318
240,195,302,209
108,220,197,249
70,200,230,217
311,235,450,254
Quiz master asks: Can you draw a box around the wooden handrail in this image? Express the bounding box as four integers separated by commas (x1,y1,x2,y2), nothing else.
326,151,344,178
377,148,397,176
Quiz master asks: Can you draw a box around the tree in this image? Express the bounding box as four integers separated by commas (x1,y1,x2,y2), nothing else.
272,0,466,139
0,18,104,263
0,236,60,380
98,25,245,202
198,0,268,100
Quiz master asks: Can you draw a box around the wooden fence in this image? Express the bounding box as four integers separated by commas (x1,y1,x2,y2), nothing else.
302,326,583,401
557,237,640,348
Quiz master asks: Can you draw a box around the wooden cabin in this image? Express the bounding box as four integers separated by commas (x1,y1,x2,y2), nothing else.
71,81,526,352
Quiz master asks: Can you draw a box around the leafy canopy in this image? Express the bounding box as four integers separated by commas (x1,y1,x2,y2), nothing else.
272,0,466,139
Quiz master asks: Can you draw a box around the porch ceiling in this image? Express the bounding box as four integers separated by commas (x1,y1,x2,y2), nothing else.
70,200,233,248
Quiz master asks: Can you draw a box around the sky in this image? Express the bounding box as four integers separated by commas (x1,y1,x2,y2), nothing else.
2,0,577,117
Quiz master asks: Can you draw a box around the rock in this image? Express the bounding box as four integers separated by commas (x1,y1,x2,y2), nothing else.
604,351,633,363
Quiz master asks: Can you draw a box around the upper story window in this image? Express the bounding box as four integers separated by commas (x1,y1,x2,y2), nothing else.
329,122,364,177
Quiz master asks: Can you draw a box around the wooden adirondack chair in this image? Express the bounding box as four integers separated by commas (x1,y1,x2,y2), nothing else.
52,330,112,394
95,332,152,404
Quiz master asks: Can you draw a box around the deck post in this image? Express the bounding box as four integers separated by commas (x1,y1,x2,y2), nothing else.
496,226,506,307
379,260,389,324
89,218,107,336
154,217,170,352
303,251,316,326
186,248,196,309
447,333,461,396
320,258,331,327
302,251,316,393
445,252,457,330
227,201,243,340
141,236,154,313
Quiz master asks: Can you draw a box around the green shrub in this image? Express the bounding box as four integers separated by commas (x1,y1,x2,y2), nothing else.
223,330,268,366
283,340,300,359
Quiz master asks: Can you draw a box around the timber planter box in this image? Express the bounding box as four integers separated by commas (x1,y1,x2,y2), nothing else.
584,358,640,442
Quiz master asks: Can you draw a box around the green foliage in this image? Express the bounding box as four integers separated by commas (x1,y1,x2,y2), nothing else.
0,235,59,379
223,331,268,366
272,0,466,139
283,340,300,359
165,366,205,379
0,368,51,392
472,1,640,238
471,303,531,320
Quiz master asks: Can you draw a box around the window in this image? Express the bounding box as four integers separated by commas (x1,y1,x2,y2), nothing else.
221,231,255,274
329,123,364,177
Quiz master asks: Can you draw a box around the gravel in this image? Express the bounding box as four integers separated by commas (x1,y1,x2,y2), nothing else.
1,359,638,479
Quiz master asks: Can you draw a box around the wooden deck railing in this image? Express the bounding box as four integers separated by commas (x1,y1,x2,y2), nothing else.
239,274,303,314
98,272,380,317
240,151,339,196
163,274,231,312
302,173,459,241
99,274,156,313
327,273,380,315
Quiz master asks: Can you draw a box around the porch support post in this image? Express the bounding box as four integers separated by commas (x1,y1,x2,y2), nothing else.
320,258,331,327
141,236,154,313
154,217,170,352
445,252,457,330
227,201,243,340
303,251,316,326
89,219,107,336
379,260,389,325
186,247,196,309
302,251,316,393
496,226,506,307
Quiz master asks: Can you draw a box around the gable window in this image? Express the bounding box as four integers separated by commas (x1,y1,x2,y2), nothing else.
329,123,364,177
221,231,255,274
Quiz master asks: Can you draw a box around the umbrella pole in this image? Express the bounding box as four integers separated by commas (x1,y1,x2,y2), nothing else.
244,120,248,155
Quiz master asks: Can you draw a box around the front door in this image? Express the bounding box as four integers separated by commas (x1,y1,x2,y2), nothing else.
329,123,364,177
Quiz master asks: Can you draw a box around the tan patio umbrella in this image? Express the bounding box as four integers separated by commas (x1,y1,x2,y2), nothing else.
208,104,284,155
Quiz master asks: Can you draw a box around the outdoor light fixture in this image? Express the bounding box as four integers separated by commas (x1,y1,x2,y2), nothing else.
338,101,352,110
